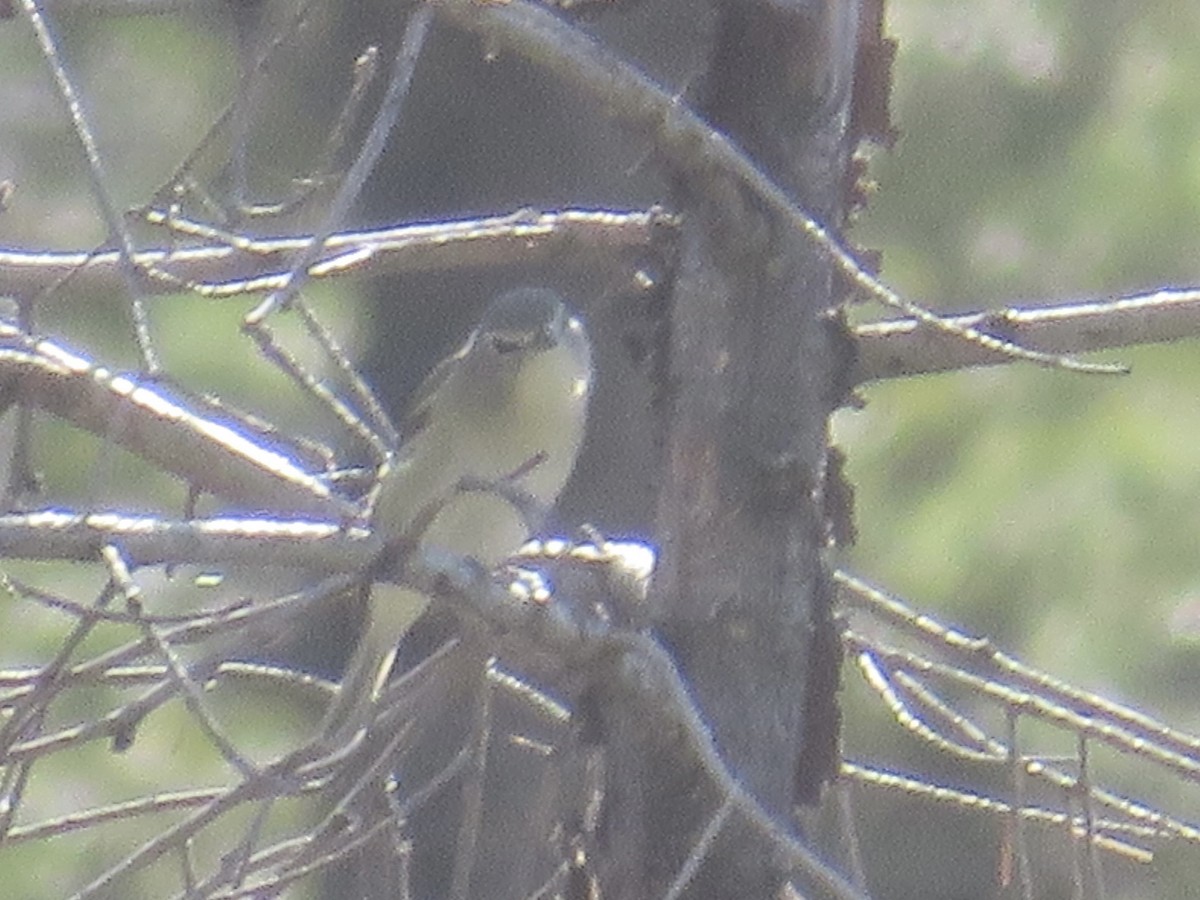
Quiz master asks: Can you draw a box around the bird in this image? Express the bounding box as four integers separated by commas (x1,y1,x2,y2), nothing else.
318,287,593,744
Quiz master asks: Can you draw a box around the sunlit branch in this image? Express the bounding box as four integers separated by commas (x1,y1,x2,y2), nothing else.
0,208,676,300
0,510,372,568
0,321,355,518
853,287,1200,382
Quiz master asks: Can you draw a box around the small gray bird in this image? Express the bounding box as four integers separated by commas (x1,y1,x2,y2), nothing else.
319,288,593,743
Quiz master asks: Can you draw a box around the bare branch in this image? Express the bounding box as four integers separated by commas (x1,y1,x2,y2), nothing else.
1,321,354,518
0,510,372,569
853,287,1200,382
0,208,675,300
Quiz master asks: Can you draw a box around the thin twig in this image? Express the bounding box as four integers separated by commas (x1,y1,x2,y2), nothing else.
244,4,434,322
841,763,1155,863
16,0,158,370
836,572,1200,762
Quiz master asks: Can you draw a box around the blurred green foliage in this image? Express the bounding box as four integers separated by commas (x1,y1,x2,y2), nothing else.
845,0,1200,711
838,1,1200,895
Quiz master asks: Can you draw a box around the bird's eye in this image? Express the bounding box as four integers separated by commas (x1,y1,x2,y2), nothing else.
491,333,528,353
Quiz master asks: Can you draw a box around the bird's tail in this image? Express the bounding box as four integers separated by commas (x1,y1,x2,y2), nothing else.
316,584,430,746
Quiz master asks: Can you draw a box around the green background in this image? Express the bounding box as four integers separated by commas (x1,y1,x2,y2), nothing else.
839,1,1200,896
